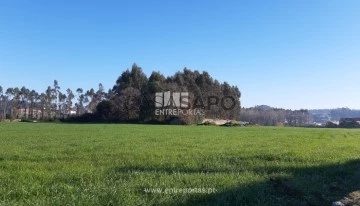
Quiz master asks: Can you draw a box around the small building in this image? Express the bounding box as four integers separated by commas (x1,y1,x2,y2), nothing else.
339,118,360,128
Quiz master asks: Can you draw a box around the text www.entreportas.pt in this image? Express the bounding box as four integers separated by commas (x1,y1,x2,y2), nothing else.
143,187,217,194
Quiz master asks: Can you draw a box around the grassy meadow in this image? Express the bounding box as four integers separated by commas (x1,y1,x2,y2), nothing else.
0,123,360,205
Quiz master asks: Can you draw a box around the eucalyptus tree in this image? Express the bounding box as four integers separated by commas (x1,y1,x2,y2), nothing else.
84,83,106,113
85,88,96,112
112,64,148,120
58,91,67,118
20,86,30,119
76,88,85,115
13,87,21,119
107,89,114,100
5,87,21,119
53,80,60,117
112,63,148,94
39,93,46,119
44,86,55,118
5,88,14,119
28,90,38,119
96,83,106,102
1,90,9,120
66,88,75,116
148,71,166,93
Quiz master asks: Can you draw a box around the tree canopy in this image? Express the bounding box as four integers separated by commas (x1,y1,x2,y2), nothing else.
0,64,242,124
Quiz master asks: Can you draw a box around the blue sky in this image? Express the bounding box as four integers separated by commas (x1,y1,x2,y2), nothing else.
1,0,359,109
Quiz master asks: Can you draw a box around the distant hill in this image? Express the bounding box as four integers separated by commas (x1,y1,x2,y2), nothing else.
253,105,273,110
243,106,360,125
309,108,360,120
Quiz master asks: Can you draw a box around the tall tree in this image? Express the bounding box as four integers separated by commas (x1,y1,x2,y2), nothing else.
20,86,30,119
1,88,9,120
6,87,13,119
85,84,105,113
28,90,38,119
107,89,114,100
45,86,53,118
112,64,148,120
96,83,106,102
76,88,85,115
145,72,166,120
58,91,67,118
39,93,46,119
148,71,166,93
5,87,20,119
112,63,148,94
85,88,96,112
14,87,21,119
66,88,75,116
52,80,60,117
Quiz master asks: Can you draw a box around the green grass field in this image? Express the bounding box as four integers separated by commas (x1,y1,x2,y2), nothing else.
0,123,360,205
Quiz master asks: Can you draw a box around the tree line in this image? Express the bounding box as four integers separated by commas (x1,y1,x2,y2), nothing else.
240,105,313,126
0,81,108,121
0,64,242,124
95,64,241,124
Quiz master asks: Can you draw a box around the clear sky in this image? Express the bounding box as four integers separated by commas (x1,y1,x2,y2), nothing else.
1,0,359,109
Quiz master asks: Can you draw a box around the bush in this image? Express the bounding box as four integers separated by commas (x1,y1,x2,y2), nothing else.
325,121,338,128
61,113,101,123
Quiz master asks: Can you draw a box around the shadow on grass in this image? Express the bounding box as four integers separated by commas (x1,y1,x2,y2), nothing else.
183,160,360,206
113,159,360,205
